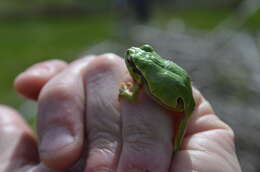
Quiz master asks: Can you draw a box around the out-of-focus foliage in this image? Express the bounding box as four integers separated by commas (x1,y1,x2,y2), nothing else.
246,9,260,30
0,0,114,12
0,15,115,107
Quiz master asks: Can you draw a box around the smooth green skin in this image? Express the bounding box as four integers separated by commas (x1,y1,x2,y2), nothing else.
119,44,195,152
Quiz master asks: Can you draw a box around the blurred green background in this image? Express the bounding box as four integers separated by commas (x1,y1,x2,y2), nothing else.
1,0,260,171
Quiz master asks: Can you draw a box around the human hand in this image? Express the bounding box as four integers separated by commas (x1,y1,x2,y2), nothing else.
0,60,70,172
1,54,241,171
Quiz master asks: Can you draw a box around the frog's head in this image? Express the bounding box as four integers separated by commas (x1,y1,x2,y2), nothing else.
126,44,154,59
125,44,155,82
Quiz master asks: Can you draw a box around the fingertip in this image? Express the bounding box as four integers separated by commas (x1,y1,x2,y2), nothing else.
0,105,39,166
14,60,68,100
15,73,46,100
0,104,36,141
0,104,30,130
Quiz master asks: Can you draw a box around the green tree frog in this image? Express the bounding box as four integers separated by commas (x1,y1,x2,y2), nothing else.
119,44,195,152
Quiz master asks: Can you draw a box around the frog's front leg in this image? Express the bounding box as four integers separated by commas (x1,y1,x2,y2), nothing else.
119,81,141,102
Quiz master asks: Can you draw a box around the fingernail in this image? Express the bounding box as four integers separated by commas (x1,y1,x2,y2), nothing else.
39,126,74,154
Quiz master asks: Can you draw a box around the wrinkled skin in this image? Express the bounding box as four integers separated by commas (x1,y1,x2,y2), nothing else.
0,54,242,172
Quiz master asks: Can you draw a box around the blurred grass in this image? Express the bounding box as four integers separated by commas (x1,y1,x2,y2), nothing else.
245,9,260,31
1,9,260,109
0,15,115,107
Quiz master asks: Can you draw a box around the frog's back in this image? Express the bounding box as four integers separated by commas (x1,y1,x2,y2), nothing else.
138,56,195,114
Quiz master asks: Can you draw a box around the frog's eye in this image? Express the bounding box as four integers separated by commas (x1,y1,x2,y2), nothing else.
140,44,154,52
176,98,184,110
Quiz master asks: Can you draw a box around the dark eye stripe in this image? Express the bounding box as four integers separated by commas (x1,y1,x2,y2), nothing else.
126,56,135,67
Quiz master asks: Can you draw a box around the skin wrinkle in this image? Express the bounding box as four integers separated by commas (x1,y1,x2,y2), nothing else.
191,101,213,120
87,148,117,171
186,114,232,137
93,142,117,155
124,122,166,153
86,71,117,108
88,84,116,113
86,71,121,144
87,112,120,140
196,100,214,116
184,129,233,151
88,129,120,153
123,119,165,153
